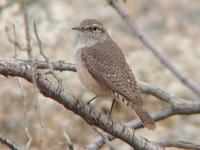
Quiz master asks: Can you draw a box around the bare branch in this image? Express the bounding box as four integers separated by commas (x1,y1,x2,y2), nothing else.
0,60,164,150
139,82,180,105
5,1,35,147
159,140,200,149
21,0,47,136
0,134,21,150
0,59,196,105
107,0,200,97
8,59,76,72
87,85,200,149
87,103,200,150
87,77,200,149
9,24,32,147
1,59,199,149
33,21,62,84
21,0,36,86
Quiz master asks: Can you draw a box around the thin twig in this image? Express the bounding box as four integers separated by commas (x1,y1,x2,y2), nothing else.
64,132,75,150
5,26,24,51
21,0,36,87
90,127,116,150
0,134,21,150
24,127,32,150
22,0,46,146
21,0,37,89
22,0,31,55
33,21,62,84
17,78,33,150
33,22,62,142
108,0,200,97
12,24,17,57
6,7,33,149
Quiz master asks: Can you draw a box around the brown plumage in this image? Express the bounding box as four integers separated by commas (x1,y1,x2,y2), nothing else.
73,19,156,130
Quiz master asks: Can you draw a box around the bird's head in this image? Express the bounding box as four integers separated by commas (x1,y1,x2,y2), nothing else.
72,19,111,49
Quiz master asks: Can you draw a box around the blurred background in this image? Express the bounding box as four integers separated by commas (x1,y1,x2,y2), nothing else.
0,0,200,149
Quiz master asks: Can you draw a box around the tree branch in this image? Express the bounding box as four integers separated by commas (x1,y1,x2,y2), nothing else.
1,59,195,105
87,102,200,150
0,60,164,150
158,140,200,149
1,59,200,150
87,80,200,149
33,21,62,84
13,59,76,72
91,127,116,150
107,0,200,97
0,134,20,150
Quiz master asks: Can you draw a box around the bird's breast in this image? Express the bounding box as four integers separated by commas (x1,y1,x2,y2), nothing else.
75,49,112,97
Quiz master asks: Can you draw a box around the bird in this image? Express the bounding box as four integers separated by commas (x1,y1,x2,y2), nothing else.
72,19,156,130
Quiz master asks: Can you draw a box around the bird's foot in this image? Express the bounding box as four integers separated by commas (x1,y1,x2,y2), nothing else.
108,98,116,117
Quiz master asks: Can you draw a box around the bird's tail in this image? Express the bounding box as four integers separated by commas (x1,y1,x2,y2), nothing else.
133,106,156,131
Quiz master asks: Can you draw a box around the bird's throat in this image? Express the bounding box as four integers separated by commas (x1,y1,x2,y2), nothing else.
75,39,98,51
75,32,110,51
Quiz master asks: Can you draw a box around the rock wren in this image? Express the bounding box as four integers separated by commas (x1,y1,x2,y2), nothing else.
72,19,156,130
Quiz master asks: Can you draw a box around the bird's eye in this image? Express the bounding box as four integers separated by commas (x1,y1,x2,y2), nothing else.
93,26,98,31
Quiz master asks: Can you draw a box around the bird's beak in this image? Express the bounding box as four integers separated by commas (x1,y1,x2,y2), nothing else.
71,26,81,31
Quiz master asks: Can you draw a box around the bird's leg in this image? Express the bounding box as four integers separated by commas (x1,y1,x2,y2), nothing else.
86,95,98,104
108,97,116,116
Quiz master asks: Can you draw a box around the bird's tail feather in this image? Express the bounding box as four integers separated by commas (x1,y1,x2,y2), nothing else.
133,106,156,131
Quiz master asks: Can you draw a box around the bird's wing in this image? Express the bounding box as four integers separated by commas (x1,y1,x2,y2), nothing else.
81,40,142,106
